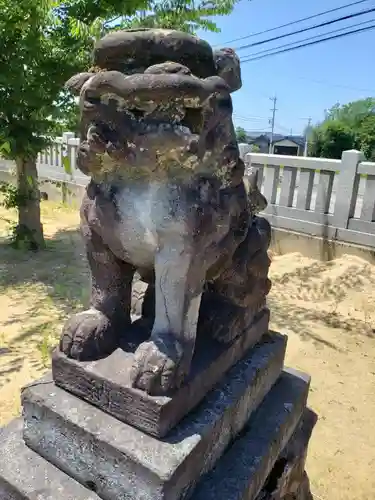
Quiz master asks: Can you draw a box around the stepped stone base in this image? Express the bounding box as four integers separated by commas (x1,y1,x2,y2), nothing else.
0,419,100,500
52,309,270,438
255,407,317,500
1,369,311,500
191,368,310,500
22,333,286,500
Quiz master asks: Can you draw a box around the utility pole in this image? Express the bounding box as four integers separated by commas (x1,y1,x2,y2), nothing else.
269,96,277,154
304,117,312,156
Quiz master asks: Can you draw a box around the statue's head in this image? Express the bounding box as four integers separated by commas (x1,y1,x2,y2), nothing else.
66,29,242,184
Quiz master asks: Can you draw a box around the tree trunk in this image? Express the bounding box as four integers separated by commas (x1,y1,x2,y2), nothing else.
15,156,44,250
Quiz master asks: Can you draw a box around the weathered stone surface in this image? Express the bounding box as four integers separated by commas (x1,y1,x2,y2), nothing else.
255,408,317,500
283,473,314,500
0,418,100,500
60,27,271,396
93,29,216,78
23,333,286,500
52,308,270,437
191,368,310,500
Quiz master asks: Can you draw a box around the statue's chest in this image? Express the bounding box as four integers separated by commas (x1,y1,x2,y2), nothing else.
109,184,168,267
94,182,232,269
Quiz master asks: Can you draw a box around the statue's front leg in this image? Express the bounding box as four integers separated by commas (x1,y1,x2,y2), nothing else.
60,227,135,361
131,244,203,395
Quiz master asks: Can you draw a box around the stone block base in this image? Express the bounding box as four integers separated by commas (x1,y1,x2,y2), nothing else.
0,419,99,500
255,407,317,500
22,333,286,500
191,368,310,499
1,367,311,500
52,309,270,437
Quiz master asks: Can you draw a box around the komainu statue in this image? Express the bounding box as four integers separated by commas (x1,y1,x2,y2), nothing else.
61,29,272,395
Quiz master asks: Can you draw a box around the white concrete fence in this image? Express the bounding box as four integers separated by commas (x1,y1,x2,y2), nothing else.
1,132,375,249
245,149,375,248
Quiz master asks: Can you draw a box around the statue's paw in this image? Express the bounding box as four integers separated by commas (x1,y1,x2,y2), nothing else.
60,309,119,361
130,334,184,395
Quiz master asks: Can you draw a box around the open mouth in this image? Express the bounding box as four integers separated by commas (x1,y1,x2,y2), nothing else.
85,91,205,137
84,94,209,162
81,70,229,132
78,70,233,176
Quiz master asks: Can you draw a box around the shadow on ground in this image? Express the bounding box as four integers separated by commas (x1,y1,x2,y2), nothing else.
0,227,89,311
0,227,89,378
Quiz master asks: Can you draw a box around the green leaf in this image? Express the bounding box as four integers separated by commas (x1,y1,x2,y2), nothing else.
0,142,11,154
62,155,72,175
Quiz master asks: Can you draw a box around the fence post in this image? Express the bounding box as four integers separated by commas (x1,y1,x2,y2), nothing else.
62,131,75,142
244,152,264,189
244,151,251,173
61,132,75,204
333,149,364,229
61,132,75,174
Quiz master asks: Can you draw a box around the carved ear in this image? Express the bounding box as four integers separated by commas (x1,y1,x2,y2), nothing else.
213,47,242,92
248,169,259,189
65,72,94,95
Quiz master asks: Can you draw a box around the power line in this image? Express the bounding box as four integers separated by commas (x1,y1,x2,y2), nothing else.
233,113,270,121
269,74,375,94
234,128,272,132
217,0,371,46
234,5,375,52
241,17,375,60
240,22,375,63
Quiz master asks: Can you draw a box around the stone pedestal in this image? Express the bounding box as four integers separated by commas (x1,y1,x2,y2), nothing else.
51,309,270,438
0,326,316,500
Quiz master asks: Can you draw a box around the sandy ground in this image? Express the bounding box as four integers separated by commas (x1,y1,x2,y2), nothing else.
0,201,374,500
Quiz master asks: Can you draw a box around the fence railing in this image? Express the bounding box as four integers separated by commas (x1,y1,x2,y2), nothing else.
244,149,375,248
36,132,85,184
1,132,375,249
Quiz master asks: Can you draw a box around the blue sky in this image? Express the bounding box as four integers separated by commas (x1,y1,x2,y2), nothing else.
196,0,375,135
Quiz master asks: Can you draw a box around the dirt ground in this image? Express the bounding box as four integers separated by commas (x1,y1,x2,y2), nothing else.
0,201,374,500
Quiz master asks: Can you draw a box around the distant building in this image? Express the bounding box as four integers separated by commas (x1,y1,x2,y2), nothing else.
243,132,305,156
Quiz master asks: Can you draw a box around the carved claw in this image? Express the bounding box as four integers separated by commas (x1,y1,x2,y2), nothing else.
130,334,185,395
60,309,119,361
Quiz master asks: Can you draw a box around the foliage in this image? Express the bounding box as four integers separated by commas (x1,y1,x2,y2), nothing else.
251,144,260,153
235,126,247,142
309,121,356,159
0,182,20,210
309,98,375,159
52,99,81,136
324,98,375,127
0,0,91,160
120,0,238,34
61,0,239,42
356,114,375,161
